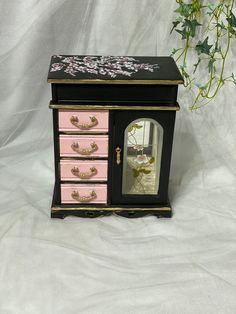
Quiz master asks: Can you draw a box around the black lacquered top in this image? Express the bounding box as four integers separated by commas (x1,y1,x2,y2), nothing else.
47,55,183,85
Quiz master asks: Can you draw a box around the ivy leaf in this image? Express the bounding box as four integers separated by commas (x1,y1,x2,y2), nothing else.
132,169,140,178
170,21,180,34
141,169,151,175
176,28,188,39
199,83,209,91
171,48,182,57
207,3,217,11
215,22,226,30
128,124,142,132
149,157,155,164
175,4,193,18
207,3,218,15
133,124,143,129
227,12,236,27
195,37,213,55
183,19,201,37
231,73,236,84
128,126,133,132
194,82,209,91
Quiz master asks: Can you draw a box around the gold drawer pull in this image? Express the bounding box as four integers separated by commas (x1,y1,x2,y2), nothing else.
71,166,98,179
115,147,122,165
71,190,97,203
71,142,98,155
70,116,98,130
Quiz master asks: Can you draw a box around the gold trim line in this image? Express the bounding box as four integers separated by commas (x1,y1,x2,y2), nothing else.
49,104,180,111
47,78,184,85
51,206,171,212
60,157,107,160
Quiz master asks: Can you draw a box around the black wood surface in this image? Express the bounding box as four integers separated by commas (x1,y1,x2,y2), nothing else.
111,110,176,205
52,84,178,104
48,55,183,83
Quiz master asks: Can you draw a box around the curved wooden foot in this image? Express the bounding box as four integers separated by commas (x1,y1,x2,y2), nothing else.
51,209,172,219
115,210,172,219
51,210,113,219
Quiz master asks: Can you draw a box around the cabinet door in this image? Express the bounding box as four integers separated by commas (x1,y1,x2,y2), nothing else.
111,111,176,205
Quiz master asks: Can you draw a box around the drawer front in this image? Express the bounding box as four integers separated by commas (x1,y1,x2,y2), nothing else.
60,160,108,181
61,184,107,204
59,135,108,157
59,110,109,132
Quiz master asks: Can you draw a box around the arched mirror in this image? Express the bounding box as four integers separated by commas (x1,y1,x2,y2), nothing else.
122,118,163,195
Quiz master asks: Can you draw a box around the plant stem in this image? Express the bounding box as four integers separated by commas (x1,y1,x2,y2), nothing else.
173,0,235,109
205,0,232,99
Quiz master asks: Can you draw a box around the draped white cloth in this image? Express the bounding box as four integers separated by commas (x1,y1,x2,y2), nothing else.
0,1,236,313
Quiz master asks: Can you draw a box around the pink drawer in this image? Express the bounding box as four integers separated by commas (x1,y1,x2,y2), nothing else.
61,184,107,204
58,110,109,132
59,135,108,157
60,160,108,181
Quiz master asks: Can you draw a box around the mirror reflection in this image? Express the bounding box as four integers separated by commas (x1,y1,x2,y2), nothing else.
122,118,163,195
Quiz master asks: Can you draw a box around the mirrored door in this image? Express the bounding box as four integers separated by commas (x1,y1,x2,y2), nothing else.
122,118,163,195
111,110,175,205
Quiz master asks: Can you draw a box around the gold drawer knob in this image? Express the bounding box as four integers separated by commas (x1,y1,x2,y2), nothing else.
71,190,97,203
70,116,98,130
71,142,98,155
71,166,98,179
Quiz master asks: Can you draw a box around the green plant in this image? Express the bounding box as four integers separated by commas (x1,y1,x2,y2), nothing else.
171,0,236,110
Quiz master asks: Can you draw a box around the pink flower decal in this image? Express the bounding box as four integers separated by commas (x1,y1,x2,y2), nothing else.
50,63,64,72
50,55,159,78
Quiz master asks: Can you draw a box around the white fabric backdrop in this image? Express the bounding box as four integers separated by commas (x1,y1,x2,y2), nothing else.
0,1,236,313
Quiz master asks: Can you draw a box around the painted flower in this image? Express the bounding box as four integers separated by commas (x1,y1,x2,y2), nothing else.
86,68,98,74
50,63,64,72
50,55,159,78
134,154,149,165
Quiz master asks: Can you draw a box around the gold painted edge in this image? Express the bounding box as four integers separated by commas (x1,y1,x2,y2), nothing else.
49,104,180,111
51,206,171,212
60,131,108,135
47,79,184,85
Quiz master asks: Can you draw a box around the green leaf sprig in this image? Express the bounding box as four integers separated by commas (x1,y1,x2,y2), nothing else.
171,0,236,110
